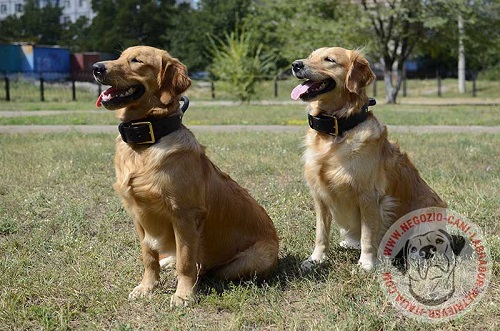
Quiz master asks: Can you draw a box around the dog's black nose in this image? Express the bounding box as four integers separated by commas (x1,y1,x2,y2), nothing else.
92,62,107,78
419,245,437,260
292,60,304,71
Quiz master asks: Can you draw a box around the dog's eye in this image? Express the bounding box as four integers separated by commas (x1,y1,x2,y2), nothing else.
131,58,143,64
410,247,417,253
325,57,336,63
436,238,444,244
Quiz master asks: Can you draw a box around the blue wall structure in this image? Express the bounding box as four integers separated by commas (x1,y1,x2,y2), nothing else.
0,43,71,81
0,44,22,73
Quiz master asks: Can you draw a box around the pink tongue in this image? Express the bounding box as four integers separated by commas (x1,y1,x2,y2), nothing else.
96,92,104,108
291,81,313,100
95,86,115,108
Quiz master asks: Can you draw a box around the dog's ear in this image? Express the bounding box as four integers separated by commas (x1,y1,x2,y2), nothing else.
345,53,375,94
392,241,409,275
438,229,466,256
158,55,191,105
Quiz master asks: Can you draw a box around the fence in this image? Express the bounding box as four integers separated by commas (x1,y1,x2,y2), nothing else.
0,72,100,102
0,72,493,103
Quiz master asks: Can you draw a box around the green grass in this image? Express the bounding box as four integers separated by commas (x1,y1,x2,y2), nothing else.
0,103,499,126
190,78,500,101
0,100,94,111
0,79,99,106
0,131,498,330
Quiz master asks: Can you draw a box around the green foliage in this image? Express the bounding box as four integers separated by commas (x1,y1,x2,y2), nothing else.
164,4,209,70
245,0,358,70
0,0,498,82
209,27,275,102
88,0,176,54
0,16,22,43
478,63,500,81
168,0,253,72
417,0,500,72
59,17,92,53
0,0,63,44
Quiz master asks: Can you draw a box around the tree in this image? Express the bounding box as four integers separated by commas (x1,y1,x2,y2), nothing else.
59,17,92,53
245,0,358,72
37,1,64,44
0,16,22,43
359,0,431,104
419,1,500,91
0,0,63,44
167,0,253,72
165,3,211,71
209,27,275,102
89,0,175,54
360,0,500,102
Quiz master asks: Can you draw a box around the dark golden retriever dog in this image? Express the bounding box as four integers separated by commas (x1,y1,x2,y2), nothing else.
291,47,446,271
93,46,279,307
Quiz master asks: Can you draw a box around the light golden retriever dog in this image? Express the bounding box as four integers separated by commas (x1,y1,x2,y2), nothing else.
92,46,279,307
291,47,446,271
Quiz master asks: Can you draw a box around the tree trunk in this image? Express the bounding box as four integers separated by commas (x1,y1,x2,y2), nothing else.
384,69,404,104
384,71,396,104
458,15,466,94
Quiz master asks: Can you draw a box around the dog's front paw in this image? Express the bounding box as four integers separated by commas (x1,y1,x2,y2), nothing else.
358,254,377,271
170,293,192,308
128,283,155,300
300,256,324,272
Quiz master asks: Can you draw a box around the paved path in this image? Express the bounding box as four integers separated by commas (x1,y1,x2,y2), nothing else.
1,124,499,134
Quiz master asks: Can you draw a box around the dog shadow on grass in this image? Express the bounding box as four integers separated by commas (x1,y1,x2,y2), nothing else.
193,246,361,297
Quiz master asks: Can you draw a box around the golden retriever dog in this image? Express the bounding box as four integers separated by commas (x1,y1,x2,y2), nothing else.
290,47,446,271
92,46,279,307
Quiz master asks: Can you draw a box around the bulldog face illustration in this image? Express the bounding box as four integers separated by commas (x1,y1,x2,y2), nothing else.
393,229,466,306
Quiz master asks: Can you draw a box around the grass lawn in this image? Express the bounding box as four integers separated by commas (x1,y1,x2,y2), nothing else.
0,103,499,127
0,78,498,107
0,131,498,330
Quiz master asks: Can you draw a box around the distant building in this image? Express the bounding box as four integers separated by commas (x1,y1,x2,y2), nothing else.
0,0,24,19
58,0,95,24
0,0,197,23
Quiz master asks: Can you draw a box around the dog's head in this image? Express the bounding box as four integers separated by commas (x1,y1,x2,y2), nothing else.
291,47,375,117
93,46,191,122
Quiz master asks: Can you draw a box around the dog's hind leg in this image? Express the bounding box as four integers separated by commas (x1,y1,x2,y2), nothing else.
212,240,279,281
159,254,176,269
339,228,361,250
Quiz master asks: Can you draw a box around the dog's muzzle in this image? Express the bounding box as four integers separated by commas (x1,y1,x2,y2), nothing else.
92,62,107,81
292,60,305,78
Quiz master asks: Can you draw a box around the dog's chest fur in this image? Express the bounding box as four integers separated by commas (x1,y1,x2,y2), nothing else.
112,131,206,236
114,141,169,210
304,119,388,197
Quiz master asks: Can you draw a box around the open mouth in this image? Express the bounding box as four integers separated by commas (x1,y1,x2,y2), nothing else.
96,84,145,109
291,78,336,101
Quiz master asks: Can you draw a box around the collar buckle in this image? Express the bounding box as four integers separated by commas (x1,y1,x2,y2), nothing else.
131,121,155,144
332,116,339,136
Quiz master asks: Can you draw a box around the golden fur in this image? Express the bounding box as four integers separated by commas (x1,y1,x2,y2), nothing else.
93,46,279,306
291,47,446,270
